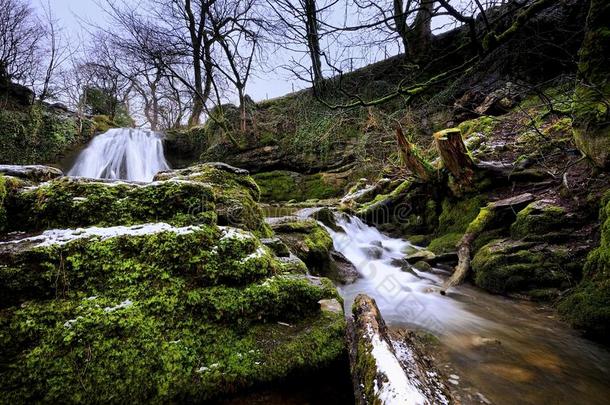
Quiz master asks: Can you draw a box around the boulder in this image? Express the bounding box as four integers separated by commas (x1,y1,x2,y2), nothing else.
0,165,63,182
0,162,347,402
471,239,579,296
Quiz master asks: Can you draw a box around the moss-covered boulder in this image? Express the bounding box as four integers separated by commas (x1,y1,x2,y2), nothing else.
472,239,577,296
253,170,347,202
572,0,610,168
427,196,484,254
270,218,334,276
0,163,349,401
6,163,270,237
511,200,571,241
559,192,610,341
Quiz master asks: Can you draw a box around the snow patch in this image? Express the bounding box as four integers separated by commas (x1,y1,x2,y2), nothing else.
0,223,201,248
104,299,133,313
367,326,427,405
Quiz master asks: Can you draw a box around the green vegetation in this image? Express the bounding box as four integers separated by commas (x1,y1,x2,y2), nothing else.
254,170,344,202
0,164,346,402
0,105,96,164
472,239,575,295
559,192,610,340
428,196,483,254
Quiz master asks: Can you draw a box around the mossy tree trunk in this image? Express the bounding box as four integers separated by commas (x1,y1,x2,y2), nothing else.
396,127,434,181
434,128,475,184
572,0,610,168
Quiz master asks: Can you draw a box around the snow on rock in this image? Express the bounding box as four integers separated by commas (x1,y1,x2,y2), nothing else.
0,223,201,249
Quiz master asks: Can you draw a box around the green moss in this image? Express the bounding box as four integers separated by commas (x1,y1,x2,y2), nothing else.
571,0,610,167
458,116,496,137
472,239,576,295
0,106,94,164
272,219,334,276
8,165,271,236
7,178,217,232
436,196,484,235
253,170,343,203
428,232,462,254
511,201,567,240
558,191,610,340
0,298,344,403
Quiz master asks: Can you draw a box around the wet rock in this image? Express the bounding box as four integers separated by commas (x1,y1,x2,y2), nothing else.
405,249,436,264
412,260,432,272
270,218,334,276
330,250,360,284
319,298,343,314
0,165,63,182
362,245,384,260
311,207,342,232
261,237,290,257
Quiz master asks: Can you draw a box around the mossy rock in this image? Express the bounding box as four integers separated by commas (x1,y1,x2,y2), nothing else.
270,218,335,278
558,191,610,340
7,164,271,237
0,221,345,401
472,239,577,296
253,170,346,203
511,200,570,241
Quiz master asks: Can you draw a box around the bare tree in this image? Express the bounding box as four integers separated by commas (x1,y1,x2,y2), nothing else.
264,0,333,92
0,0,43,84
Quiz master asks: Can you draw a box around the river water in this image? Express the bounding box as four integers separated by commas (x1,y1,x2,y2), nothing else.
327,214,610,405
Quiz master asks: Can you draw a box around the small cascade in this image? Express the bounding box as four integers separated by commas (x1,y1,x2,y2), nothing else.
68,128,170,182
326,214,485,334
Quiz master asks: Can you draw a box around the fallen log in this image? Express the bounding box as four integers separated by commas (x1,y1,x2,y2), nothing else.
349,294,453,404
440,193,535,295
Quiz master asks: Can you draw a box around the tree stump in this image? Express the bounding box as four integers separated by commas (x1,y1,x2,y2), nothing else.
396,127,434,181
434,128,476,184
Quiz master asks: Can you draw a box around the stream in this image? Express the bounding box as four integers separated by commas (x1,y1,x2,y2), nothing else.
327,214,610,405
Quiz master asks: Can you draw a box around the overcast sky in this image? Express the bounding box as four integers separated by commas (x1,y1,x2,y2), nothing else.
38,0,298,102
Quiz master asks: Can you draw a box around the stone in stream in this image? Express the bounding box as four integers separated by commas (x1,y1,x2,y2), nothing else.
0,164,63,182
350,294,453,404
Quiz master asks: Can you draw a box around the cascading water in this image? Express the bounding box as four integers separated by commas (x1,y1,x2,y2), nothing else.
68,128,170,182
325,213,610,405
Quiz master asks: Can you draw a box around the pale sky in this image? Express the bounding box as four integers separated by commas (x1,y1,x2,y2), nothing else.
40,0,299,102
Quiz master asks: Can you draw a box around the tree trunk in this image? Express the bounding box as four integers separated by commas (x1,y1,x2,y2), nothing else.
408,0,434,58
305,0,324,92
572,0,610,168
396,127,433,181
238,89,247,132
393,0,410,55
440,193,535,294
434,128,476,184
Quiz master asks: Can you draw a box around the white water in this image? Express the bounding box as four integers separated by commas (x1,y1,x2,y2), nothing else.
68,128,170,182
327,215,488,334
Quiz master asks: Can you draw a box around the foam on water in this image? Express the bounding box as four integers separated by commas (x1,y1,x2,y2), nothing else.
327,214,489,334
68,128,170,182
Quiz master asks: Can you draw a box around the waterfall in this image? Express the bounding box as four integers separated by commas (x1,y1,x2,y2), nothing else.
326,214,486,333
68,128,170,182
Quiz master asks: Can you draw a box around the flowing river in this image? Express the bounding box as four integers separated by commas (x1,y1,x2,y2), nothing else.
327,214,610,405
